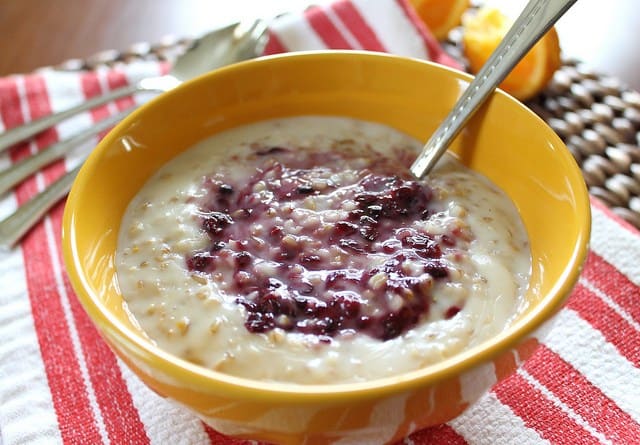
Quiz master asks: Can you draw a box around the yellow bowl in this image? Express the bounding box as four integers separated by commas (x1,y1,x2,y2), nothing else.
63,51,590,444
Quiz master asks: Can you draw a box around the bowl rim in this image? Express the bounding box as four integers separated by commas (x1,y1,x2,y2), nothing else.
63,50,591,401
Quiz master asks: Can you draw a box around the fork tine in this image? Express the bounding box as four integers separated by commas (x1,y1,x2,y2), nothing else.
0,20,266,154
0,165,80,249
0,106,135,247
0,20,269,248
0,83,139,153
0,108,131,196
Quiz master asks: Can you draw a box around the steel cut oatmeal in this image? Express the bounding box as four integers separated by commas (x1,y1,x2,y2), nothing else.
115,116,531,384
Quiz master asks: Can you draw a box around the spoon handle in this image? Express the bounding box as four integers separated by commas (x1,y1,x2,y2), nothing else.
410,0,577,178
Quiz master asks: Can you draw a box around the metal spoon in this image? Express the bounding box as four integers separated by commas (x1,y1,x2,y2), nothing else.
0,20,268,249
410,0,577,179
0,20,268,196
0,19,268,152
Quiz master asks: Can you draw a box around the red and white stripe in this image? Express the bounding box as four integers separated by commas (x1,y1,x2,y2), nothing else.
1,1,640,444
0,161,62,445
265,0,461,70
524,345,640,444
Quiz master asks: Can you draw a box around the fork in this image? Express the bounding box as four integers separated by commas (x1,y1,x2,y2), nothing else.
0,19,268,249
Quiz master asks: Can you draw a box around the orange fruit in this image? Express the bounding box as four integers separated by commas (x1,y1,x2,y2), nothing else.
410,0,471,40
461,7,561,101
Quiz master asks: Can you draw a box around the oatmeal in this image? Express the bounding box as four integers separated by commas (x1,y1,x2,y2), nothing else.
115,116,531,384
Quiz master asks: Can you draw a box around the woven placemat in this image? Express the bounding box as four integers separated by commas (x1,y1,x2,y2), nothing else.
46,29,640,230
530,61,640,228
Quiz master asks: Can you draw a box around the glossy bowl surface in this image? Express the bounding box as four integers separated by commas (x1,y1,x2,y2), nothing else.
63,51,590,444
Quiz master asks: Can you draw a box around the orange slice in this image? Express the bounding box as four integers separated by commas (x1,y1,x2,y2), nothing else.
410,0,470,40
461,7,561,101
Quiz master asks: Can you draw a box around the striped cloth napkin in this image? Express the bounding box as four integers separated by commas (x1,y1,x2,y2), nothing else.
0,0,638,444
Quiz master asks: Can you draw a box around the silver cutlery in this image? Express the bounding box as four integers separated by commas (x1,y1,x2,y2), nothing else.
0,19,267,249
410,0,577,178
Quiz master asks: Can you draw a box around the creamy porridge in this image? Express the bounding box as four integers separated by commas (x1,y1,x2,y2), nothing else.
115,116,531,384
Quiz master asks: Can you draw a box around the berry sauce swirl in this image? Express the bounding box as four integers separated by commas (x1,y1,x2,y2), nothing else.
186,146,461,341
